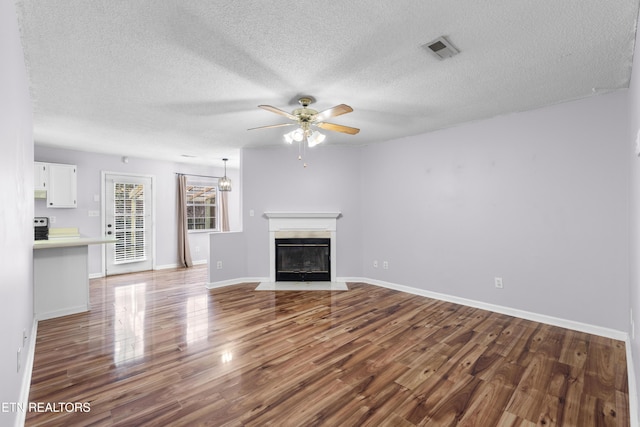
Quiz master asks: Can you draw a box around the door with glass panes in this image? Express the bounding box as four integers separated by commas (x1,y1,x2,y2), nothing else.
104,173,154,275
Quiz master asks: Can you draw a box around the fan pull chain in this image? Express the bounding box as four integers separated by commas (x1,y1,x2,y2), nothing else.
302,139,308,167
296,139,308,167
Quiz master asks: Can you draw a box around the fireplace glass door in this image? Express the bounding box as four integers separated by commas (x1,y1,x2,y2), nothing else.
275,238,331,281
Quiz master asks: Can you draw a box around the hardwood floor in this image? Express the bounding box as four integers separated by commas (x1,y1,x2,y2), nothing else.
27,266,629,426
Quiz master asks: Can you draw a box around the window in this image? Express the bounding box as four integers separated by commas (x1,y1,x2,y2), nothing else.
113,182,147,263
186,179,218,231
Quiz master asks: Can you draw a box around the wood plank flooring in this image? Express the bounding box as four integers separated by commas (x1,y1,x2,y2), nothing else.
27,266,629,426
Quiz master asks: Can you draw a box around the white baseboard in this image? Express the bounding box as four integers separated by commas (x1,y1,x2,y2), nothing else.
204,275,636,423
35,305,88,322
204,275,628,340
343,276,638,425
15,319,38,427
350,277,627,341
155,260,207,271
155,263,180,270
206,277,269,289
91,262,208,278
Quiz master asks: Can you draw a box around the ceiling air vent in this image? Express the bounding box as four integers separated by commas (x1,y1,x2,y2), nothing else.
423,36,459,60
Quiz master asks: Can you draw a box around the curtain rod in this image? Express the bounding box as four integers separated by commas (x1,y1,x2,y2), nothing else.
175,172,220,179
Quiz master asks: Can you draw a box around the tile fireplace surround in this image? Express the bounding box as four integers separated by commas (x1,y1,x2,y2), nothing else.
264,212,340,283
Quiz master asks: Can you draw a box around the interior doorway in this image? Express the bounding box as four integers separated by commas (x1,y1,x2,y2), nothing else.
103,173,154,275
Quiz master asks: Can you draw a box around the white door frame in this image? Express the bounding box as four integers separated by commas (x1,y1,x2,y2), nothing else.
101,171,156,276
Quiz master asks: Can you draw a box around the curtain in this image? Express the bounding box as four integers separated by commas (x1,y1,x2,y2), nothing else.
220,190,230,232
177,174,193,267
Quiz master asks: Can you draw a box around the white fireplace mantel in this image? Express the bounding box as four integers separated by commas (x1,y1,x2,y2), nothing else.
265,212,340,282
264,212,341,219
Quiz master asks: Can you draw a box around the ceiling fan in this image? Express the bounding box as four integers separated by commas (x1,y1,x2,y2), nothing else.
249,96,360,147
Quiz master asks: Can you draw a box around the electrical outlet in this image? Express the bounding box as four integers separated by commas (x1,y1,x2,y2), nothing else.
216,261,223,269
383,261,389,270
49,216,56,224
17,348,21,372
494,277,503,289
373,260,378,268
249,210,255,217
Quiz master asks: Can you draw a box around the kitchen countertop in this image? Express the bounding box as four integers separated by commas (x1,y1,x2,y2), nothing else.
33,236,118,249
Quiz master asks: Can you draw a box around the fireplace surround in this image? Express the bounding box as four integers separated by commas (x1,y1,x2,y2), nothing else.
265,212,340,282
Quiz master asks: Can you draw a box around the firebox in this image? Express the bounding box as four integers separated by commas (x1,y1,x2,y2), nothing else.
275,238,331,282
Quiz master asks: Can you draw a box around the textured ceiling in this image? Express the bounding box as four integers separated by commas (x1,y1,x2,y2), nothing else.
15,0,640,168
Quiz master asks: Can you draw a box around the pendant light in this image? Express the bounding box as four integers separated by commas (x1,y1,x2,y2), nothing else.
218,158,232,192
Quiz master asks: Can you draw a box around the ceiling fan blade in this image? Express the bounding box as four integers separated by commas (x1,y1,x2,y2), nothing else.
315,122,360,135
312,104,353,122
258,105,298,121
248,123,295,131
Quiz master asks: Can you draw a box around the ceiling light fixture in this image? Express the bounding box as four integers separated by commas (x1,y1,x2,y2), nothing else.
283,123,325,148
249,96,359,166
218,158,232,192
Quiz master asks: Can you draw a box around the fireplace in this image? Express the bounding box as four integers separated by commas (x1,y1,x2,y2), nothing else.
265,212,340,283
275,238,330,282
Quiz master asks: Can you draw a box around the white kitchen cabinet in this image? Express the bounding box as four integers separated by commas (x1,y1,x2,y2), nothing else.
34,161,48,190
47,163,77,208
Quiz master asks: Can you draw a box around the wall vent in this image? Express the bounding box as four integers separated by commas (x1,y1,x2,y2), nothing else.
423,36,459,60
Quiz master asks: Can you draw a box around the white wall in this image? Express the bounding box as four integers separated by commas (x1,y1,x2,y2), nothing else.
34,146,240,274
627,10,640,421
209,232,247,284
241,145,363,279
0,1,35,426
236,94,631,333
360,92,630,331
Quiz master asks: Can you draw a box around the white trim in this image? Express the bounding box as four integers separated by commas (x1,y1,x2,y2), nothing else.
626,336,639,427
202,273,637,424
206,277,269,289
264,211,341,219
155,263,180,270
91,261,207,277
15,319,38,427
356,277,627,340
154,260,207,271
35,305,88,321
101,171,156,276
205,274,628,340
265,212,340,283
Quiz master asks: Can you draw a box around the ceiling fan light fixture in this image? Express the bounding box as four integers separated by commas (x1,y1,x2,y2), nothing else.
252,96,359,163
307,130,326,148
292,128,305,142
284,131,295,144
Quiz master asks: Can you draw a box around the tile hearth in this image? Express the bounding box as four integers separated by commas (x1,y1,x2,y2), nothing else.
255,282,348,291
